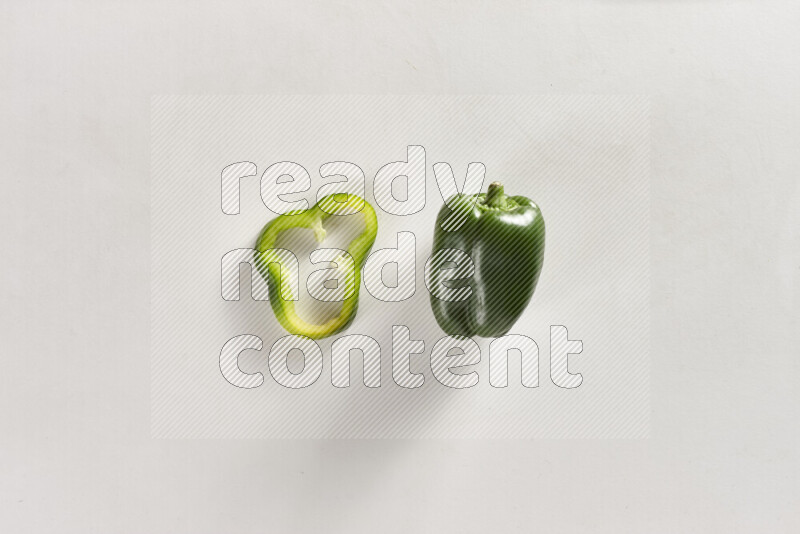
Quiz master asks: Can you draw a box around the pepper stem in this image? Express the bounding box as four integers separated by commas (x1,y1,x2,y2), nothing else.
486,182,505,207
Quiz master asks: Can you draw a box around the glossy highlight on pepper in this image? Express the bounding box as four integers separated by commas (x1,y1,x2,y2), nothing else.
429,182,545,338
255,194,378,339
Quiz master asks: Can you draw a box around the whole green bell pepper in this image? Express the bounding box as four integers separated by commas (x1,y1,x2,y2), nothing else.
255,194,378,339
429,182,545,338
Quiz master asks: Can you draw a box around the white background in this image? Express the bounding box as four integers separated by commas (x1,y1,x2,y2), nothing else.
151,95,650,439
1,1,798,532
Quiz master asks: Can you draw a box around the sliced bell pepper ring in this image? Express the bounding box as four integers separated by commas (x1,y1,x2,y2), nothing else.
255,194,378,339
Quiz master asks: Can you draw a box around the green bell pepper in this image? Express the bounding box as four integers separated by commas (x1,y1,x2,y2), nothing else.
255,194,378,339
429,182,545,338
